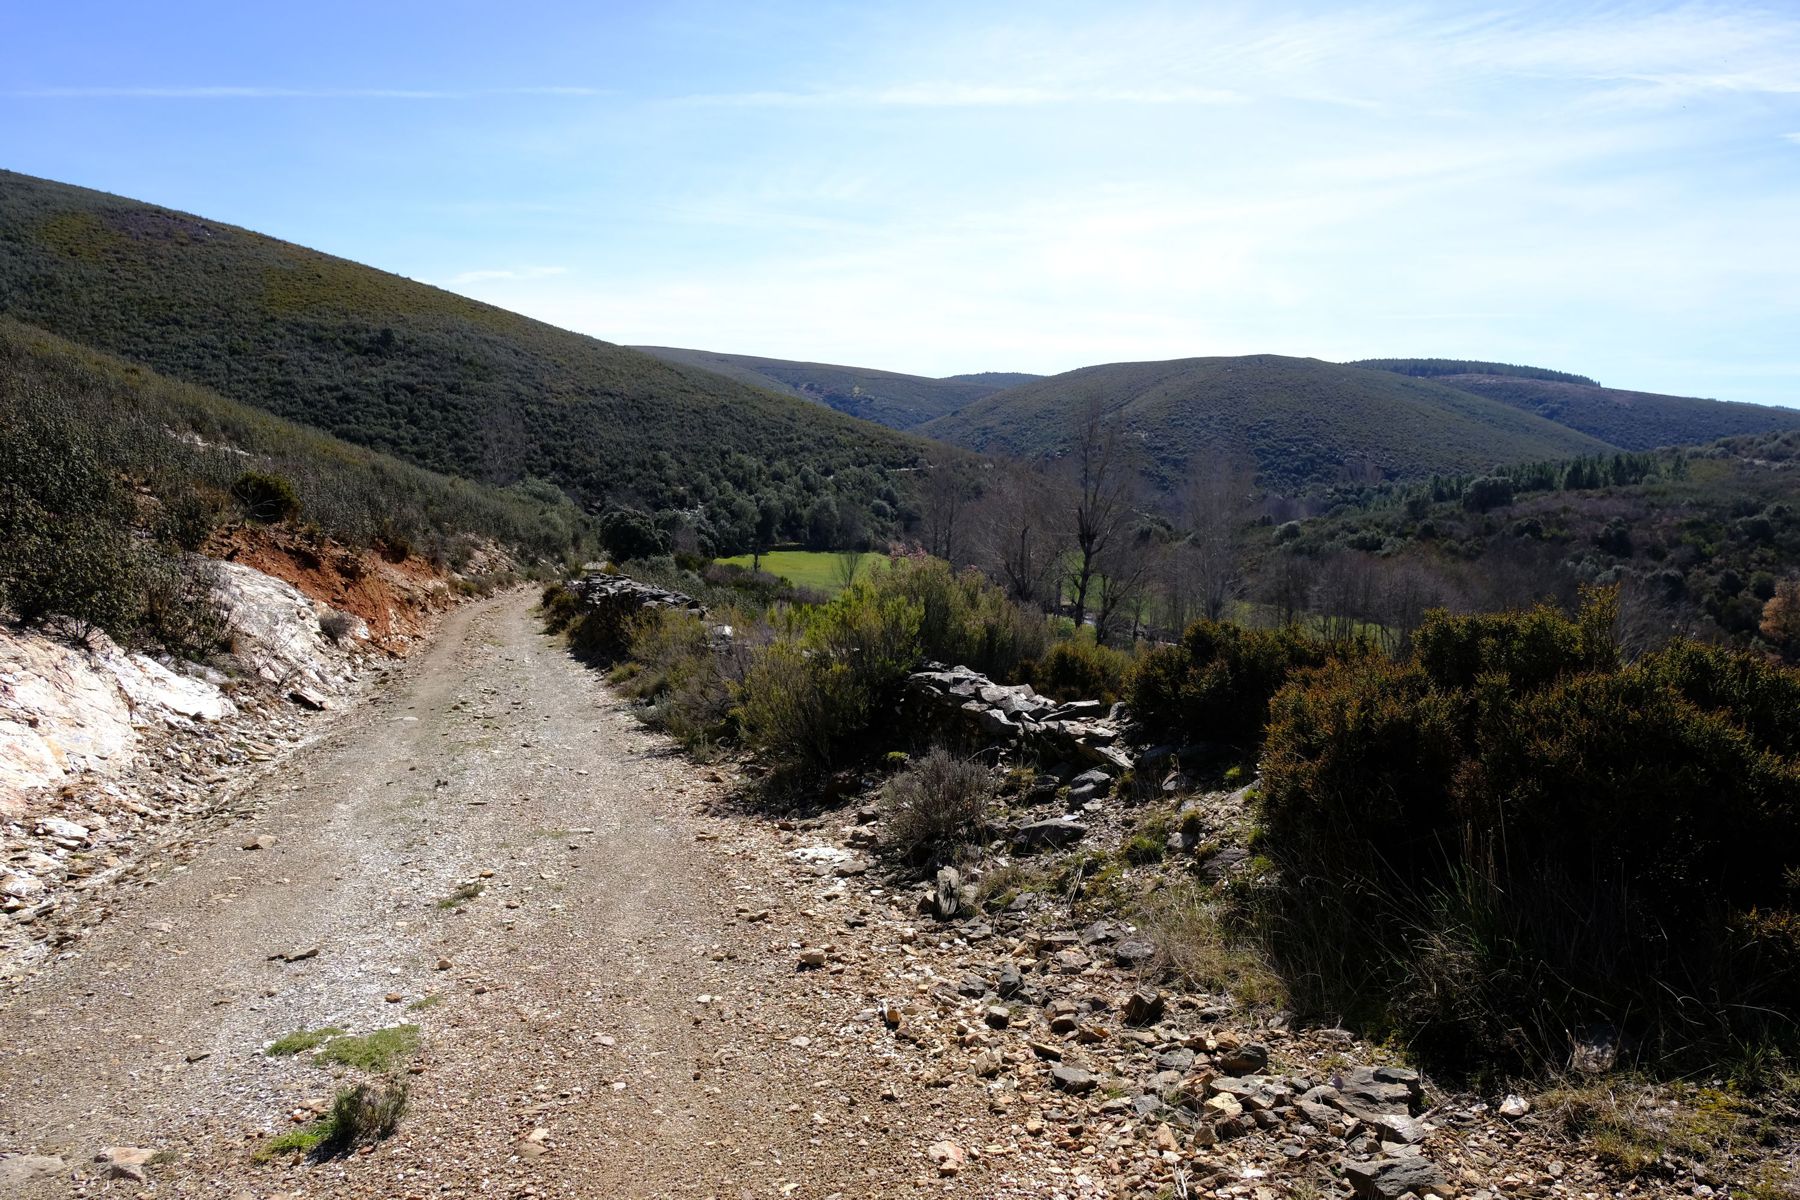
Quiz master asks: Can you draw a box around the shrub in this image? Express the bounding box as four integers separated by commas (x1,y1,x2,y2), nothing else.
138,554,229,660
866,555,1048,681
879,748,995,865
620,608,748,748
1253,590,1800,1077
1125,619,1358,750
735,580,922,770
1025,631,1132,703
231,469,302,523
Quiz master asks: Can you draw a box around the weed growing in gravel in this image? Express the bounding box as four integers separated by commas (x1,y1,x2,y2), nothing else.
253,1079,410,1162
1146,885,1286,1009
437,881,484,908
314,1024,420,1072
265,1027,347,1056
406,994,444,1012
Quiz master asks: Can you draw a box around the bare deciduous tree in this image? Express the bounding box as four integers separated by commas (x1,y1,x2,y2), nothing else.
1066,400,1137,632
922,464,973,565
976,467,1067,609
1179,453,1256,622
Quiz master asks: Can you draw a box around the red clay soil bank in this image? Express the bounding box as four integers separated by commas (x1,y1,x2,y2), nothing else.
208,526,454,654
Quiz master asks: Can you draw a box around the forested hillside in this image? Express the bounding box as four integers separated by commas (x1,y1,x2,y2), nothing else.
923,353,1611,494
634,345,1025,429
0,170,953,554
1414,373,1800,450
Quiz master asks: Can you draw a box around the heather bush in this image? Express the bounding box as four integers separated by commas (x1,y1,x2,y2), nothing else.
735,579,922,770
1253,590,1800,1076
1024,631,1133,703
1125,619,1359,750
879,748,995,866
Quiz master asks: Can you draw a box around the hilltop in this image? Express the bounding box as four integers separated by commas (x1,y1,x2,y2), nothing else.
0,170,949,554
633,345,1035,429
1407,372,1800,450
921,353,1614,494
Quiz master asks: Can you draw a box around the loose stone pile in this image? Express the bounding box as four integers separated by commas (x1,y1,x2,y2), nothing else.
902,662,1132,772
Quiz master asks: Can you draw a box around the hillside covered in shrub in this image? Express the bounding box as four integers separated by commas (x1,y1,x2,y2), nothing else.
922,354,1613,494
0,316,591,653
0,170,957,554
634,346,1031,430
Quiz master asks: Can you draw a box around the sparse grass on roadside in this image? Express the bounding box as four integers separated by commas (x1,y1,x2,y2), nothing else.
313,1024,420,1072
1542,1077,1782,1182
436,881,484,908
253,1079,410,1162
1145,885,1286,1009
265,1027,347,1057
406,994,444,1012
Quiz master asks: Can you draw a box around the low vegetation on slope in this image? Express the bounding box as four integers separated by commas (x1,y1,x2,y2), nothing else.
1130,593,1800,1080
1423,373,1800,451
1349,357,1600,386
922,353,1612,494
0,170,952,552
0,316,588,652
633,346,1021,430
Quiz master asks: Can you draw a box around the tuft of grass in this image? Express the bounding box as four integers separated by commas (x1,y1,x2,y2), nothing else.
253,1079,409,1162
437,881,484,909
406,994,444,1012
314,1024,421,1073
1145,885,1286,1009
266,1027,347,1057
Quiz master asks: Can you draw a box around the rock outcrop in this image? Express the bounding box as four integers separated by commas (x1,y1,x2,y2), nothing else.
1,561,370,814
566,571,705,618
901,662,1131,772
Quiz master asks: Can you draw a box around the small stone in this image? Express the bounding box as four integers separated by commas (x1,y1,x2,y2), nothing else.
1124,988,1165,1025
984,1005,1010,1029
1216,1041,1269,1075
0,1156,67,1188
797,948,828,969
1051,1065,1098,1094
1341,1156,1450,1199
385,992,404,1003
1112,939,1156,968
926,1140,967,1175
435,957,453,971
1499,1093,1530,1119
241,834,276,851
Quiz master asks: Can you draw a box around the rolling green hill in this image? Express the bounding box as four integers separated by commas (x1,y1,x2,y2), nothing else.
1402,373,1800,451
632,346,1030,430
0,170,946,554
921,353,1613,494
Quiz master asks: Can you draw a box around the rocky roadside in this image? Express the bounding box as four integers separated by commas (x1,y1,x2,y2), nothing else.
0,560,460,987
665,759,1789,1200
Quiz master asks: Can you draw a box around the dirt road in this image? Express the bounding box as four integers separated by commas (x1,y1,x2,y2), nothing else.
0,592,945,1198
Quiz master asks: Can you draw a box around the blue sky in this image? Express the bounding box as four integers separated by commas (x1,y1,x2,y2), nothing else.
4,1,1798,405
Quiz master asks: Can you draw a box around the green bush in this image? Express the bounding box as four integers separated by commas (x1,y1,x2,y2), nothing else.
735,579,922,770
231,469,302,523
866,554,1047,681
1254,590,1800,1076
1125,619,1359,750
620,608,747,748
1025,631,1133,703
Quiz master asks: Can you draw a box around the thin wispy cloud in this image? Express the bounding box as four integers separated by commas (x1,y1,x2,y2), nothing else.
674,82,1244,108
9,85,608,100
